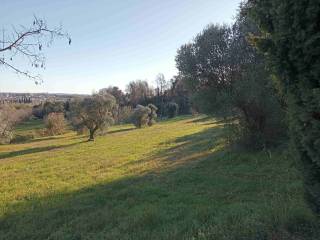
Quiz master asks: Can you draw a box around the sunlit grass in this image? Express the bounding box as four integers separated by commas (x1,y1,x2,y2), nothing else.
0,116,318,240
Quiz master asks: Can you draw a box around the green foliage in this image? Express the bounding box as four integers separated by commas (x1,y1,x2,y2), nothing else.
131,104,158,128
42,101,65,116
147,104,158,126
166,102,179,118
131,104,151,128
248,0,320,213
176,16,285,148
70,93,116,140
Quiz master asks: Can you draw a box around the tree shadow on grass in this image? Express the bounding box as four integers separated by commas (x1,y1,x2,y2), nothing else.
186,115,213,123
0,141,86,160
108,127,135,135
30,136,66,142
186,115,227,126
0,125,317,240
0,125,233,239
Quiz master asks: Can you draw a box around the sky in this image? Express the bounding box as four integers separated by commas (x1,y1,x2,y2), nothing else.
0,0,241,94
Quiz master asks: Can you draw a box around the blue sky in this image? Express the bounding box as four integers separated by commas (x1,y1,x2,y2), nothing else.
1,0,241,93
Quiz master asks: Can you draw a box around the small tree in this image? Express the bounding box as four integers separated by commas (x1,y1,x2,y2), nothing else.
44,112,66,136
166,102,179,118
70,94,116,141
0,105,32,143
0,106,15,144
131,105,150,128
147,104,158,126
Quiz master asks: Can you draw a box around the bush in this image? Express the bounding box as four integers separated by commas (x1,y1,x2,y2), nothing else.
131,105,150,128
0,105,32,144
147,104,158,126
44,112,66,136
166,102,179,118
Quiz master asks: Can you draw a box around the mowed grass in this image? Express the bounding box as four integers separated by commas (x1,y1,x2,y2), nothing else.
0,116,318,239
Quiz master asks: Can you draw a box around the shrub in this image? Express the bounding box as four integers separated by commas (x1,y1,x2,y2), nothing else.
147,104,158,126
44,112,66,136
166,102,179,118
0,105,32,144
131,105,150,128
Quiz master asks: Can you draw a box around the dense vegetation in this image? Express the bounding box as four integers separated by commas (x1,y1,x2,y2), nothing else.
176,12,285,149
247,0,320,213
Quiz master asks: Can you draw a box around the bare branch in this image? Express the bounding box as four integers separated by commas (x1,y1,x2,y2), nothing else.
0,58,42,84
0,16,70,82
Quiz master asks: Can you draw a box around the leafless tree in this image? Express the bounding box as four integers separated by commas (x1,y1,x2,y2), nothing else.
0,16,70,83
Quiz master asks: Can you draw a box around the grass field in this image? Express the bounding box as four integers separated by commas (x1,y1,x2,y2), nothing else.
0,116,318,240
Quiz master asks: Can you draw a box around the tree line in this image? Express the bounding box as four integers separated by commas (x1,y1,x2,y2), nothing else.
176,1,320,215
1,0,319,215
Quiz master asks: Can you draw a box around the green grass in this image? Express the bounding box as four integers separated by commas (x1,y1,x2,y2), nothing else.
14,118,44,134
0,116,318,239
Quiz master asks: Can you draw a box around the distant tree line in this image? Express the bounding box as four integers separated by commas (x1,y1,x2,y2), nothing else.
22,76,190,141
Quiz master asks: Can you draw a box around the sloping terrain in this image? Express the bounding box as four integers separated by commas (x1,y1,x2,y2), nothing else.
0,116,317,239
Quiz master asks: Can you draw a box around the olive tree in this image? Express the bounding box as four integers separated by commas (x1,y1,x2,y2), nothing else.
131,105,150,128
147,104,158,126
176,16,285,148
70,94,116,141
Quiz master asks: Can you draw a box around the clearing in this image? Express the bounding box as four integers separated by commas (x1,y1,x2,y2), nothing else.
0,116,317,239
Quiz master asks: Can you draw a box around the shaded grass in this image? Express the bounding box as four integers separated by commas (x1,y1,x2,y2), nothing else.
14,118,44,133
0,116,318,239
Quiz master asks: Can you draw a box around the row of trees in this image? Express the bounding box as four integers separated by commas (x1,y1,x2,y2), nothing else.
29,93,164,141
176,1,319,214
98,76,191,118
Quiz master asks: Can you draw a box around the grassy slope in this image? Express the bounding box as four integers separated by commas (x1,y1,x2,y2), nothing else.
0,116,317,240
